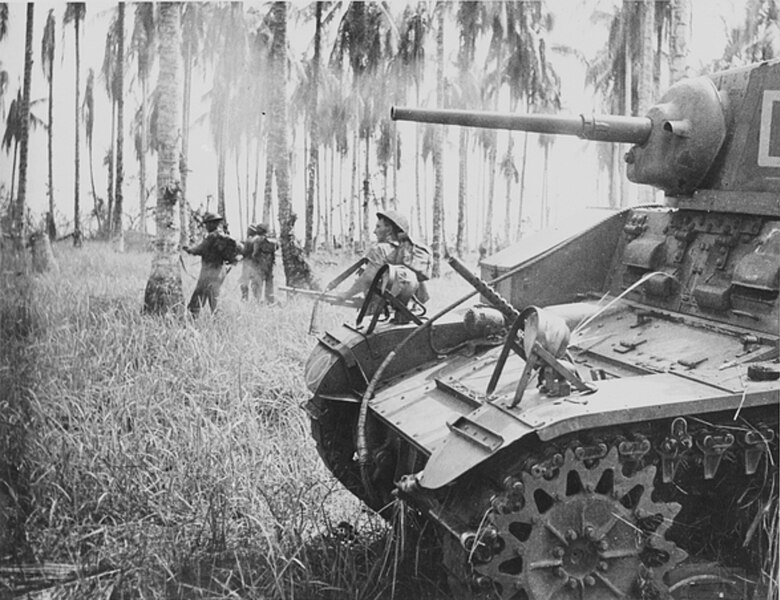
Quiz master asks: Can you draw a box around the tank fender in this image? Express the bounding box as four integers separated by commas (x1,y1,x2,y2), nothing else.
418,373,778,490
418,402,535,489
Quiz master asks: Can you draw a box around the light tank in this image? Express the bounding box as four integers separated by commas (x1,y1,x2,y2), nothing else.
303,59,780,599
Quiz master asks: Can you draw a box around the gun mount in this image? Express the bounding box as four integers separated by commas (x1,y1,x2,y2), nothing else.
303,60,780,600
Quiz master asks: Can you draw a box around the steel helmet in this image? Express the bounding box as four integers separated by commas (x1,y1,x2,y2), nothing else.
202,212,224,224
377,210,409,237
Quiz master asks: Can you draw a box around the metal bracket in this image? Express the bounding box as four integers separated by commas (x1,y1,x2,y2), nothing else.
742,427,775,475
618,435,652,462
447,415,504,453
695,430,735,480
658,417,693,483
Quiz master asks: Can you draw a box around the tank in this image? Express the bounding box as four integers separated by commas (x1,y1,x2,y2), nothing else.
303,59,780,600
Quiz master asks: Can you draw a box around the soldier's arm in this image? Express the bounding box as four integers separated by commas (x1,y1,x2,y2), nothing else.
185,235,210,256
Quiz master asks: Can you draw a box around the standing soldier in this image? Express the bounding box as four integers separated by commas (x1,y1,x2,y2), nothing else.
239,224,263,301
254,223,277,304
183,212,241,315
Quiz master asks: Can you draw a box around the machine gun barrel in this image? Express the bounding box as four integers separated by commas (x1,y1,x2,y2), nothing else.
390,107,652,145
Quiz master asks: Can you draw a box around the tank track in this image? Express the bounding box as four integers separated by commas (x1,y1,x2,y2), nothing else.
439,405,778,600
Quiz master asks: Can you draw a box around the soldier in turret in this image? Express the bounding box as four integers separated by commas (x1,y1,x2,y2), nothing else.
183,212,242,316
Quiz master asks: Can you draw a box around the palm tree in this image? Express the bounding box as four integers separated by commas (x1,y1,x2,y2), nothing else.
586,2,636,208
180,2,207,245
41,9,55,238
14,3,34,246
131,2,155,236
102,7,125,239
669,0,690,83
332,2,395,247
716,0,778,67
113,2,126,246
454,0,483,256
268,1,316,288
83,69,104,234
396,3,431,242
0,4,8,122
304,1,323,254
64,3,85,246
143,1,183,314
2,90,22,204
431,1,445,277
205,3,247,230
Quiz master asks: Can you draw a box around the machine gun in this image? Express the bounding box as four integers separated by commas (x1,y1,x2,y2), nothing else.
281,257,368,334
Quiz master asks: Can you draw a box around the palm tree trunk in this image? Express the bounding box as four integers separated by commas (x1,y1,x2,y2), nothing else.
251,136,259,223
217,140,226,225
670,0,690,84
349,129,357,250
235,154,243,235
14,3,33,246
304,1,321,254
431,2,444,277
179,33,193,246
144,1,183,314
517,131,529,239
391,120,398,211
263,136,273,225
638,0,655,204
362,134,370,247
414,83,422,241
10,145,18,213
46,22,55,238
268,1,315,288
140,78,148,235
107,104,115,236
113,1,125,249
456,128,467,256
73,12,82,247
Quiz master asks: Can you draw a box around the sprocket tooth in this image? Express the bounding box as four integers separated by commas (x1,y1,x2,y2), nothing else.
613,463,656,502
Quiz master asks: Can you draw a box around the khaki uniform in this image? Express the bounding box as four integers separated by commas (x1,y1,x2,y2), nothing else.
240,235,264,301
187,231,240,315
255,237,277,303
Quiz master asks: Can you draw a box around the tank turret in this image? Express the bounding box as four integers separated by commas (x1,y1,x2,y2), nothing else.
303,60,780,600
392,59,780,199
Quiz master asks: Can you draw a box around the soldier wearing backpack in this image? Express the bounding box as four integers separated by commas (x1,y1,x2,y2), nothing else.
336,210,431,306
183,212,242,316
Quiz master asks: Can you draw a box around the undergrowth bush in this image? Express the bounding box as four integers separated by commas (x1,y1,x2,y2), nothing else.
0,241,452,599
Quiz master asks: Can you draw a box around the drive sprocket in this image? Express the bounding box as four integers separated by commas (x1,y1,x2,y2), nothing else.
473,447,687,599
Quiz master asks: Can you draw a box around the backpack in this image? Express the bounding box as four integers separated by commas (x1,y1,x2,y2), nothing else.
395,240,432,282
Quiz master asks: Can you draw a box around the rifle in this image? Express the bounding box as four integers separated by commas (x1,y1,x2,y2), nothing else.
284,257,369,334
279,286,360,309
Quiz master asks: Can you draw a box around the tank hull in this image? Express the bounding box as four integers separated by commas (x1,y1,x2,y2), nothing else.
305,205,779,599
307,60,780,599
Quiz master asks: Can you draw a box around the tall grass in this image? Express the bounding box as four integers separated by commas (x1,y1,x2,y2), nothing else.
0,242,449,599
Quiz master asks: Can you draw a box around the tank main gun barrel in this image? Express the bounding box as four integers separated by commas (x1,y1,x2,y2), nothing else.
390,107,652,145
